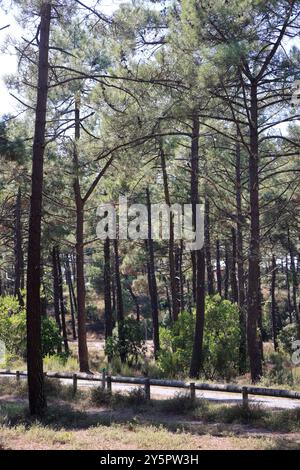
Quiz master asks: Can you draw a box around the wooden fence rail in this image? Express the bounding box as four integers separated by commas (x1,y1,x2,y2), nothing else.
1,369,300,407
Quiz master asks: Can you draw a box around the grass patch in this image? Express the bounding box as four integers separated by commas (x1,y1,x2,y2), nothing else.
158,392,208,415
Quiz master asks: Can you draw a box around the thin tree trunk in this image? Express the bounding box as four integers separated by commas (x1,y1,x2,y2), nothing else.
230,227,238,303
114,237,126,362
235,141,246,373
224,243,229,300
247,83,263,382
52,247,62,348
73,96,89,372
64,254,77,340
189,111,205,378
270,254,278,351
205,198,214,295
14,187,23,305
160,140,179,321
286,255,293,324
104,238,113,339
56,247,69,354
216,239,222,296
26,1,51,415
288,227,299,325
146,187,160,359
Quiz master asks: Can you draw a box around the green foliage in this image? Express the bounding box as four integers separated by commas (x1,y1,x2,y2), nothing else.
0,296,61,360
263,351,294,386
157,310,195,377
202,296,241,380
105,318,147,365
158,296,241,379
278,323,299,356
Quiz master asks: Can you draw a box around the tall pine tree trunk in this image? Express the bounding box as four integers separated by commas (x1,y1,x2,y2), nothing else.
146,187,160,359
160,140,179,321
73,97,89,372
26,1,51,415
235,141,246,373
189,111,205,378
247,83,262,382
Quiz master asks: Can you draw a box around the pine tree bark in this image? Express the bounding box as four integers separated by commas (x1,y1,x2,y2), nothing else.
270,254,278,351
230,227,238,303
160,140,180,321
104,238,113,339
26,1,51,415
224,243,229,300
146,187,160,359
205,198,214,295
52,246,62,344
56,247,69,354
189,111,205,378
286,255,293,324
64,254,77,340
14,187,24,305
247,82,263,382
288,227,299,325
114,237,126,363
235,141,246,373
216,239,222,296
73,97,89,372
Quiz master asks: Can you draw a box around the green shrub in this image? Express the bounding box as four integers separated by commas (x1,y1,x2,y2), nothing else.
105,318,147,365
278,323,298,356
202,295,241,380
157,295,241,379
0,295,61,359
263,351,294,386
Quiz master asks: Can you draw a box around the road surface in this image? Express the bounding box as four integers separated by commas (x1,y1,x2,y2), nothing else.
1,373,299,409
70,377,300,410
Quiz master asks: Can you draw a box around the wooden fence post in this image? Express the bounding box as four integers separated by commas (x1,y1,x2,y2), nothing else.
101,368,106,390
190,382,196,402
144,379,150,400
107,375,112,394
242,387,248,409
73,373,77,396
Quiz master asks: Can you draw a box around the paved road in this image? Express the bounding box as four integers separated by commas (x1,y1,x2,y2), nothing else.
72,378,300,410
1,374,299,410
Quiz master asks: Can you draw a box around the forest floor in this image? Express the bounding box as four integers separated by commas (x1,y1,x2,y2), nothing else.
0,378,300,450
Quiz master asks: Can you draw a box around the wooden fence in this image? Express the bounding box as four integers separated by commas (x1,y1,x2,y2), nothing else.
1,369,300,407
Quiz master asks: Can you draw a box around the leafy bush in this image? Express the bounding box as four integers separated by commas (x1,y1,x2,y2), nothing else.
263,351,294,386
157,310,194,377
202,295,241,380
278,323,298,356
105,317,147,365
158,295,241,379
0,295,61,359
